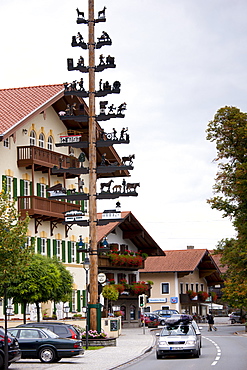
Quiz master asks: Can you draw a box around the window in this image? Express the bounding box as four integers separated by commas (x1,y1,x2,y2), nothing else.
180,283,183,294
30,130,36,146
71,241,76,263
196,283,199,293
3,137,9,148
161,283,169,294
23,180,30,209
201,284,204,291
56,240,61,260
40,184,46,198
72,290,76,312
39,133,45,148
47,136,53,151
130,305,136,320
191,284,194,291
186,283,189,292
6,176,12,199
41,238,46,255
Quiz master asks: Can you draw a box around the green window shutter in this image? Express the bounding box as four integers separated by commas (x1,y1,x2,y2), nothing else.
47,239,51,257
37,238,41,254
81,200,85,212
62,241,66,262
37,183,41,197
53,240,57,256
76,249,80,264
68,241,72,263
30,181,33,196
20,179,24,196
77,290,81,312
82,290,86,307
69,296,72,311
13,177,18,199
21,303,25,314
14,303,19,314
2,175,7,193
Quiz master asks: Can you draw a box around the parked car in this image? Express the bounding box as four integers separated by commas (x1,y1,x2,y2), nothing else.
153,310,179,325
141,313,160,328
229,312,245,324
156,316,201,359
17,322,81,339
0,327,21,369
8,327,84,363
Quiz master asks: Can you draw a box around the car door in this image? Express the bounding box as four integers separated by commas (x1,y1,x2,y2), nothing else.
17,329,43,357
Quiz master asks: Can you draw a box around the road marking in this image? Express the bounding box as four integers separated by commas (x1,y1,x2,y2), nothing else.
203,336,222,366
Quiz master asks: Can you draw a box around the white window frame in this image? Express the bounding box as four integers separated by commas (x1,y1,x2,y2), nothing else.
56,240,61,260
39,133,45,148
41,238,46,255
161,282,170,295
6,176,12,199
47,136,53,151
71,241,76,263
30,130,36,146
40,184,46,198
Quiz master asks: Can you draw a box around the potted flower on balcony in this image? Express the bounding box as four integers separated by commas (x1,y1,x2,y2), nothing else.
211,291,217,302
130,281,150,295
187,290,197,300
198,291,209,301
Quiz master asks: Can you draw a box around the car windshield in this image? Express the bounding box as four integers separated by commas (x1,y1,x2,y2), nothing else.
160,325,194,336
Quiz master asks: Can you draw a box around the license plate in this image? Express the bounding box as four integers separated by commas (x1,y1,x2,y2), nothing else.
170,347,183,350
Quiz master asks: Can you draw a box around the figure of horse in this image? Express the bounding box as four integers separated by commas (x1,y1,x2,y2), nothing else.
126,183,140,192
112,185,122,193
100,180,114,192
122,154,135,166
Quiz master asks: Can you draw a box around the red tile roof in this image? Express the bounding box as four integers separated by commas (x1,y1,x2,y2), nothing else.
140,249,209,272
0,84,64,136
96,211,130,243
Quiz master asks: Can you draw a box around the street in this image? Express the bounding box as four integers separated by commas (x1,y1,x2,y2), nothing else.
122,324,247,370
7,322,247,370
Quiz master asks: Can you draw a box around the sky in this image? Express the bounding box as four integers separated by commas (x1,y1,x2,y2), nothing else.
1,0,246,250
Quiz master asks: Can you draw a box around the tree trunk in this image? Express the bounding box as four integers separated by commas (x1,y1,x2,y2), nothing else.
36,302,40,322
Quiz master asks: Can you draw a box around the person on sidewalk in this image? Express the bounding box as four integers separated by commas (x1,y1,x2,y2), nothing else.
207,313,217,331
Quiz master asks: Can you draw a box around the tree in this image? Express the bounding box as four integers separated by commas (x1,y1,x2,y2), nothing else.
206,106,247,310
102,285,119,314
0,188,32,293
8,254,73,322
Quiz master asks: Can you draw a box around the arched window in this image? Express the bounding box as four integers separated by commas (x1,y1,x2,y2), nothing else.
30,130,36,146
130,305,136,320
120,305,126,321
39,133,45,148
47,136,53,151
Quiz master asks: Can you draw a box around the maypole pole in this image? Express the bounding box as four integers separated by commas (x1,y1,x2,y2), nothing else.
88,0,98,331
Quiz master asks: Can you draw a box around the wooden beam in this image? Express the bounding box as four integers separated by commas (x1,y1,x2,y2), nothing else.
123,230,144,239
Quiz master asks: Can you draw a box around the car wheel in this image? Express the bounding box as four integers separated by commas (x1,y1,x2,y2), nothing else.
160,320,165,326
231,319,236,324
39,347,56,363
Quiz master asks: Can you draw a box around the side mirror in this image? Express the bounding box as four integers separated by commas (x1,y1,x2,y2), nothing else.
156,333,160,337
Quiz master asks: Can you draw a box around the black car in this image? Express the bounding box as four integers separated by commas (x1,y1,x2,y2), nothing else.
8,327,84,363
0,327,21,369
17,322,81,339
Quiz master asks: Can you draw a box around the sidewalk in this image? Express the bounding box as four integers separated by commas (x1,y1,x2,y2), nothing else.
73,327,156,370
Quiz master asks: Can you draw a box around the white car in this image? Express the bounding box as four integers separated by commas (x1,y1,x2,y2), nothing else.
156,322,201,359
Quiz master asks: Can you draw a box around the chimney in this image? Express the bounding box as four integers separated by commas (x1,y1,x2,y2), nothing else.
187,245,194,250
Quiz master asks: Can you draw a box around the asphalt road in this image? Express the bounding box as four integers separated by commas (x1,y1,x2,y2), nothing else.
121,324,247,370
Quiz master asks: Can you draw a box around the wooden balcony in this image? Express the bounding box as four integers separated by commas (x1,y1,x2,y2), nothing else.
98,255,145,270
17,146,80,173
18,196,81,221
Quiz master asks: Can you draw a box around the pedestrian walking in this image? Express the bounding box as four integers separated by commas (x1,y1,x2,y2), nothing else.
207,313,217,331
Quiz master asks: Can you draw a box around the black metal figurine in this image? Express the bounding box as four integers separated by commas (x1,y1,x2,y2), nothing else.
98,7,106,19
100,180,114,192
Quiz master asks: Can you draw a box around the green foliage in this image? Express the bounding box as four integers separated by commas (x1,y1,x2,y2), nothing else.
102,284,119,301
206,106,247,309
7,254,73,305
0,188,32,290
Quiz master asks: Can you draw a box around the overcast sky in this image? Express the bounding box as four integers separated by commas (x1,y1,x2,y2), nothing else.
1,0,245,250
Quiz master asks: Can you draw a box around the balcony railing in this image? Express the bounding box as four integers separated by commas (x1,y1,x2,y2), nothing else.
98,255,145,270
17,146,79,170
18,196,81,220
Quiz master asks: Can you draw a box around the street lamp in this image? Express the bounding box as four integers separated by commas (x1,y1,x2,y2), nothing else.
83,256,90,350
